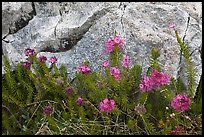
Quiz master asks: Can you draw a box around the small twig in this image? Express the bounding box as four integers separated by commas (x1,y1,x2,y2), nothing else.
26,102,42,127
25,99,59,107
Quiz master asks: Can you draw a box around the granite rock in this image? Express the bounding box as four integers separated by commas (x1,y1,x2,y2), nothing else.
2,2,202,93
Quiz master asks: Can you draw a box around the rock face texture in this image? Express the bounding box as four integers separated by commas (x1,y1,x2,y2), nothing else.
2,2,202,90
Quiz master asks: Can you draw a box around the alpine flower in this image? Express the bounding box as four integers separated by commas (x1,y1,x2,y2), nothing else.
122,55,129,68
22,61,31,68
169,22,176,29
139,76,154,92
171,94,191,112
171,126,184,135
49,56,57,64
100,98,115,113
102,60,109,67
77,65,91,74
105,34,125,54
150,68,171,88
110,67,120,81
44,105,53,116
65,87,73,96
76,97,84,106
37,55,47,63
24,48,36,56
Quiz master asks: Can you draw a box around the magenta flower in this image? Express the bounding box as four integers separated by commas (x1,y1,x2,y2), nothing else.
110,67,120,75
171,94,191,112
118,37,125,47
65,87,73,96
110,67,120,81
139,69,171,92
105,34,125,54
150,68,171,88
171,126,184,135
113,75,120,81
114,35,121,44
105,38,115,54
102,60,109,67
139,76,154,92
24,48,36,56
44,105,53,116
37,55,47,63
122,55,129,68
114,35,125,48
22,61,31,68
49,56,57,64
100,98,115,113
169,22,176,29
76,97,84,106
77,65,91,74
110,67,115,75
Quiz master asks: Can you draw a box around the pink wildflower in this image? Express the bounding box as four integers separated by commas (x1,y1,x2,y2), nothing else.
150,68,171,88
37,55,47,63
77,65,91,74
105,34,125,54
114,35,121,44
22,61,31,68
118,38,125,47
122,55,129,68
102,60,109,67
105,38,115,54
110,67,120,81
113,75,120,81
24,48,36,56
171,94,191,112
139,76,154,92
171,126,184,135
100,98,115,113
76,97,84,106
110,67,116,75
65,87,73,96
49,56,57,64
169,22,176,29
44,105,53,116
110,67,120,75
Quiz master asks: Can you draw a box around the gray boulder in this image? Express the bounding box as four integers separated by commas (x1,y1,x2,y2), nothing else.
2,2,202,94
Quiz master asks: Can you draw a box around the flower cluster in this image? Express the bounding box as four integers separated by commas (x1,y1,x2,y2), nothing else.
105,34,125,54
76,97,84,106
49,56,57,64
139,68,171,92
169,22,176,29
37,55,47,63
122,55,129,68
100,98,115,113
23,48,57,69
21,61,31,68
102,60,109,67
65,87,73,96
77,65,91,74
44,105,53,116
151,68,171,88
139,76,154,92
171,126,184,135
24,48,36,56
171,94,191,112
110,67,120,81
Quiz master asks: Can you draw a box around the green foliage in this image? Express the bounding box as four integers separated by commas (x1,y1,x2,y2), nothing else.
148,47,161,75
175,31,197,98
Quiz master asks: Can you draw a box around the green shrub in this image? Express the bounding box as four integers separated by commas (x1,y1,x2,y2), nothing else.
2,28,202,135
